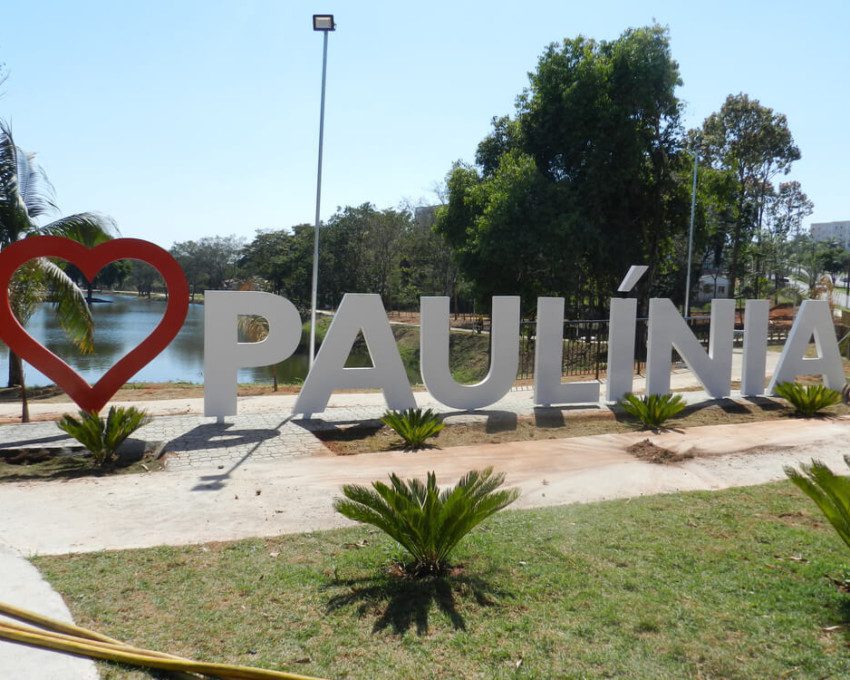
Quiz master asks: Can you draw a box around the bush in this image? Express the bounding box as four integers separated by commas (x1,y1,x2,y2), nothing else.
774,382,842,418
785,456,850,552
334,467,519,577
381,408,444,450
57,406,149,467
620,393,686,429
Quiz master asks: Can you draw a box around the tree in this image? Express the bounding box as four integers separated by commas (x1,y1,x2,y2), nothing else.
169,236,243,300
760,181,813,300
0,121,116,420
436,25,691,314
699,93,801,299
238,225,313,307
128,260,162,298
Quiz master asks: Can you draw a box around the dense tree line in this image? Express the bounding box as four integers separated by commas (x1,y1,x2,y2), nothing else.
169,203,461,313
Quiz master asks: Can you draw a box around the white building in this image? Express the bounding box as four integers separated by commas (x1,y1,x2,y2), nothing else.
696,273,731,303
811,220,850,250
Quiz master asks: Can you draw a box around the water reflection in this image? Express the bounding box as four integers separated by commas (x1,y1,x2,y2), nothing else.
0,293,383,387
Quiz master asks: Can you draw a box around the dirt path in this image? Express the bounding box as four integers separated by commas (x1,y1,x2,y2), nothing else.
1,417,846,556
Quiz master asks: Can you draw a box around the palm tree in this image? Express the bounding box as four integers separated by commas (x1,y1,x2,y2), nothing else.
0,120,116,420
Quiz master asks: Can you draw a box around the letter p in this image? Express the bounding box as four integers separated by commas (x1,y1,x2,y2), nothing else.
203,291,301,417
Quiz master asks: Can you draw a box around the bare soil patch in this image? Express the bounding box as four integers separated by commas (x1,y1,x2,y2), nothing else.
314,398,832,455
0,439,166,482
627,439,695,464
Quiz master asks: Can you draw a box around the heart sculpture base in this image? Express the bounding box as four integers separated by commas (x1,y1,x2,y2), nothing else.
0,236,189,412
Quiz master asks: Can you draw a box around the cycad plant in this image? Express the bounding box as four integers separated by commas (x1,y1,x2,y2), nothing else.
334,467,519,576
0,121,116,420
381,408,444,450
774,382,842,418
620,393,686,429
786,457,850,552
57,406,149,467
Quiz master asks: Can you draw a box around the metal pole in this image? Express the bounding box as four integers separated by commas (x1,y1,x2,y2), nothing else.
684,145,699,318
309,30,329,368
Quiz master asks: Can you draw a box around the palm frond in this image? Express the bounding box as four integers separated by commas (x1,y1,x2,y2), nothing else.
38,212,118,242
786,457,850,551
774,382,841,417
57,406,148,467
0,121,36,243
8,260,46,325
15,147,57,219
0,120,57,222
36,257,94,353
381,408,444,449
620,393,686,429
334,467,519,575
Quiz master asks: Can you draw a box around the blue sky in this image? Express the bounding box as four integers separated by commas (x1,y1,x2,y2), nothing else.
1,0,847,247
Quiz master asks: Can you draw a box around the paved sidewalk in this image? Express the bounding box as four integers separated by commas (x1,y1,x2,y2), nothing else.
0,547,97,679
0,346,784,471
1,417,848,556
0,386,757,471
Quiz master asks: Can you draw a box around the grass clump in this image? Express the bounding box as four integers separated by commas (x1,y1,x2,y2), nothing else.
774,381,842,417
57,406,149,467
334,467,519,577
380,408,444,450
620,393,686,429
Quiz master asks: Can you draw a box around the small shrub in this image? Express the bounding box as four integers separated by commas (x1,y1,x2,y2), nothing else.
334,467,519,577
620,393,686,429
381,408,444,450
774,382,841,418
785,456,850,552
57,406,149,467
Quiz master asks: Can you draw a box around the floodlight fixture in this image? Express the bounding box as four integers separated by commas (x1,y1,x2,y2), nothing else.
313,14,335,31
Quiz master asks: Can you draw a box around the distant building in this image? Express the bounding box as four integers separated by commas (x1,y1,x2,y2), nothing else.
696,273,731,303
811,220,850,250
414,205,438,230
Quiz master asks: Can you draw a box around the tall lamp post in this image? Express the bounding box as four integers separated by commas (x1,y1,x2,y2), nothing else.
309,14,335,368
683,141,700,318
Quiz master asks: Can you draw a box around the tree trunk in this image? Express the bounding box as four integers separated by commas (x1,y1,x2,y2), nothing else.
11,353,29,422
7,350,22,387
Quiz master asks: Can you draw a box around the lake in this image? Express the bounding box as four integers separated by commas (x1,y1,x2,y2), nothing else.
0,294,371,387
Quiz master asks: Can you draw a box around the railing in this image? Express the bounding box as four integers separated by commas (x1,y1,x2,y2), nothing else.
514,317,792,381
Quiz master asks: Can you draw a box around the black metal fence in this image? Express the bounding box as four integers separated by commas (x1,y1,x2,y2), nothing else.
508,317,793,380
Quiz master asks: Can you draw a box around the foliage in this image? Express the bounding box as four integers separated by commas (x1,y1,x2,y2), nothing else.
57,406,150,467
37,483,850,679
0,121,116,419
773,382,841,417
436,24,691,312
785,456,850,552
620,393,687,429
333,467,519,576
170,235,244,300
237,203,457,312
381,408,445,450
699,93,801,300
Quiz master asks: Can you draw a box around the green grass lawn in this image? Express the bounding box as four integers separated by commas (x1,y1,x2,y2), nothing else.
34,481,850,679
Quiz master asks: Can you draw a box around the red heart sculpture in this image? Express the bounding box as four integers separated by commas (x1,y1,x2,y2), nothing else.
0,236,189,412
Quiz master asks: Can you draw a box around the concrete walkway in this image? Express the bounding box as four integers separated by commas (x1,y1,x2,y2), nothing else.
1,416,847,556
0,348,784,472
0,548,97,679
